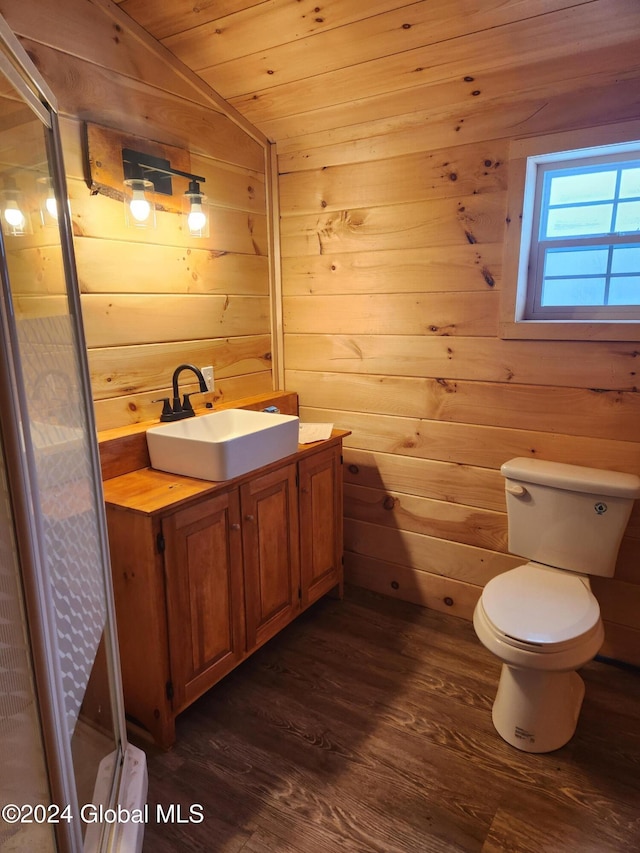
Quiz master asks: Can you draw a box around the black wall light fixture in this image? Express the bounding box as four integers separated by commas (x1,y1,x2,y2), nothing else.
122,147,208,237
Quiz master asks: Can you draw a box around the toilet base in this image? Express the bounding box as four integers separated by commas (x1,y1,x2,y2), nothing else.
491,664,585,753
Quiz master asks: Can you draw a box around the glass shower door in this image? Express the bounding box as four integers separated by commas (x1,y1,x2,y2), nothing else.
0,431,55,851
0,14,145,853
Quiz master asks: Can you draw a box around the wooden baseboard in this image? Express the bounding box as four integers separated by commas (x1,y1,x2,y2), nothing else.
344,552,480,621
600,621,640,668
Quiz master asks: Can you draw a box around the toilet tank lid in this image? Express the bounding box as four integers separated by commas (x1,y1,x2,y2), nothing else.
500,457,640,498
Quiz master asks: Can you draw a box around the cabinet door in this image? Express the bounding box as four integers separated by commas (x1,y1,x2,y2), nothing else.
242,463,300,651
107,508,175,748
163,489,245,711
299,445,344,608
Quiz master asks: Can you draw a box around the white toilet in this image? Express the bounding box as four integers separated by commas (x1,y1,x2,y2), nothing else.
474,457,640,753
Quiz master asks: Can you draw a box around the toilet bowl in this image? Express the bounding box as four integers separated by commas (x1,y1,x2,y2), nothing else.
474,563,604,752
474,458,640,753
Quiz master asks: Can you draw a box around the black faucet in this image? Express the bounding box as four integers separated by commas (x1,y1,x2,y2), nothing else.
154,363,209,422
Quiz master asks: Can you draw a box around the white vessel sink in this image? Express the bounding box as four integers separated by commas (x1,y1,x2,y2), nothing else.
146,408,300,481
31,421,87,489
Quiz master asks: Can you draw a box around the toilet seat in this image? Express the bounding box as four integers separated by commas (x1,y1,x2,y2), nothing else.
481,563,601,651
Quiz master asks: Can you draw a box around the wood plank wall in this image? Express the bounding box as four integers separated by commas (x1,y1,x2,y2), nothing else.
3,0,274,431
275,8,640,664
6,0,640,664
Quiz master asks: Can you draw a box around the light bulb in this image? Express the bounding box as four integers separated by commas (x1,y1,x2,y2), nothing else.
4,201,25,229
187,201,206,233
129,189,151,223
37,177,58,225
124,178,155,229
45,195,58,220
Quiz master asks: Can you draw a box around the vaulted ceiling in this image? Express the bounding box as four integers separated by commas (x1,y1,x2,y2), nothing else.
114,0,640,146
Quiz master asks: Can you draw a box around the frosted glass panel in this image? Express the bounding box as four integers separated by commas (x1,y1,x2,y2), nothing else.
541,277,605,306
544,248,608,276
16,316,107,737
548,170,617,204
545,204,613,237
0,441,55,852
615,201,640,233
0,65,118,834
611,245,640,273
609,276,640,305
620,167,640,198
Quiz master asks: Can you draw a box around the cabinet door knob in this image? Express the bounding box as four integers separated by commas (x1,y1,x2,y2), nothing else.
244,514,255,522
230,523,240,531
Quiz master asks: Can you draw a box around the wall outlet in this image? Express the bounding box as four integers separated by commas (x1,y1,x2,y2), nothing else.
201,366,214,392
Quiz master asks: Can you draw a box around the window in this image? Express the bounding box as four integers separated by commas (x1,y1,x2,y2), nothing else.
501,126,640,340
527,151,640,320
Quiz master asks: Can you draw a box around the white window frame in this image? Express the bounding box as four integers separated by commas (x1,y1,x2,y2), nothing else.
500,120,640,341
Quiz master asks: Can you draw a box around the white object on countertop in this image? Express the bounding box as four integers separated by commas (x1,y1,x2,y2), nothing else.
299,423,333,444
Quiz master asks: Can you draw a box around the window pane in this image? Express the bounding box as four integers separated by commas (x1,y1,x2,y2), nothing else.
609,276,640,305
545,204,613,237
611,245,640,273
524,146,640,323
614,200,640,233
544,247,608,276
541,277,605,306
548,170,616,205
620,167,640,199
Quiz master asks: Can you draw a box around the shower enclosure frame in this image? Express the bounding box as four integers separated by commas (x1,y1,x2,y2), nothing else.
0,13,146,853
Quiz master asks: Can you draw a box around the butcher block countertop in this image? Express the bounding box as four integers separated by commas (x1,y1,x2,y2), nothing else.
99,388,349,516
102,428,349,516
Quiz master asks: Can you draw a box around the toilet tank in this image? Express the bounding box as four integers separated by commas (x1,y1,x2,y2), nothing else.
501,458,640,577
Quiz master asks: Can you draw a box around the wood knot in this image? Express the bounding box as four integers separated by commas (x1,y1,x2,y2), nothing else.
482,267,495,287
383,496,396,511
348,464,360,475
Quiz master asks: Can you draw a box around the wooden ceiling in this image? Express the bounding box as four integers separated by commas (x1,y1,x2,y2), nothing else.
115,0,640,146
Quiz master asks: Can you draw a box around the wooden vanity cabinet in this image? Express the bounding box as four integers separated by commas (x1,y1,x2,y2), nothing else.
162,489,245,714
241,462,301,651
103,434,346,749
298,445,344,608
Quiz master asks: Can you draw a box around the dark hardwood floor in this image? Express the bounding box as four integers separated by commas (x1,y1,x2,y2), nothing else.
136,586,640,852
